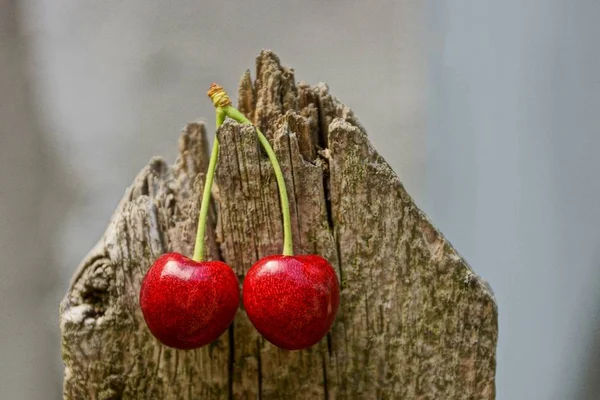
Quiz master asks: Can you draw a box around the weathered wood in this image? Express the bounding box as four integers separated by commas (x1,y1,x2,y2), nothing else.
60,50,497,399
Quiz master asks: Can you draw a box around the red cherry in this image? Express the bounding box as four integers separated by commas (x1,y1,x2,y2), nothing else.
242,254,340,350
139,252,239,350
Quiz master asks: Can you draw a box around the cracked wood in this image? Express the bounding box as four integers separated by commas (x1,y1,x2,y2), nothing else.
60,50,497,400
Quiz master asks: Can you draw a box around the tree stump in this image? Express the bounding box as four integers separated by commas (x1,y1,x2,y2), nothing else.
59,51,497,399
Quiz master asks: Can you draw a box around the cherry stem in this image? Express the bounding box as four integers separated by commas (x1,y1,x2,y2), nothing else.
222,105,294,256
206,83,294,256
192,108,226,262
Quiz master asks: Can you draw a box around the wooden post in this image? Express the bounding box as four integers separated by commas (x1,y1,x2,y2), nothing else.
60,51,497,399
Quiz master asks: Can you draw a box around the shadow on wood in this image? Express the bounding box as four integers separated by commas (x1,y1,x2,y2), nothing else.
60,50,497,399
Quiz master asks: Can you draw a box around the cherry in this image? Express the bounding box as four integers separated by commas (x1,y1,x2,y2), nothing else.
140,253,239,350
139,90,235,349
242,254,340,350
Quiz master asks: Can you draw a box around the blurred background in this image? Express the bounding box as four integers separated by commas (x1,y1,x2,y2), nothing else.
1,0,599,399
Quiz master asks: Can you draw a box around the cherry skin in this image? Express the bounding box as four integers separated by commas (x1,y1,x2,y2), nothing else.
139,252,239,350
242,254,340,350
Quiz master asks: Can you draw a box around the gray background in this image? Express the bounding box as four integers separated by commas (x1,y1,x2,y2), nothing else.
1,1,599,399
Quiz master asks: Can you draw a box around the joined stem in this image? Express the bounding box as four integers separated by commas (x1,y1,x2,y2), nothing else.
192,108,226,262
206,83,294,256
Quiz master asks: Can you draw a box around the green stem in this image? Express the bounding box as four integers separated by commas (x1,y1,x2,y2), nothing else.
222,106,294,256
192,108,226,261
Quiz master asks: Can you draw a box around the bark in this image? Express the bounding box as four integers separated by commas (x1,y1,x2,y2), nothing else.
60,50,497,399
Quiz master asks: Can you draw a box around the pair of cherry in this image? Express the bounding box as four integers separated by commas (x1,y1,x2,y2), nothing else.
140,252,339,351
139,84,340,351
